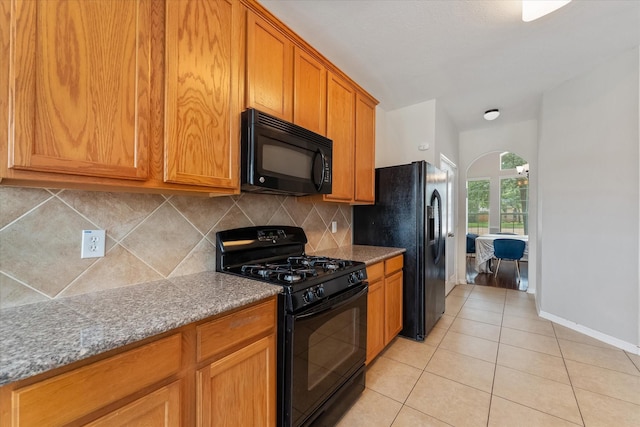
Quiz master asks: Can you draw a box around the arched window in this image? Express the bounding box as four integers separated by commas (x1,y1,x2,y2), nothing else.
467,152,529,236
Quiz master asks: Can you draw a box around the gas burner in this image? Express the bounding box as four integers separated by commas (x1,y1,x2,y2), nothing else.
239,262,320,284
277,268,317,283
287,256,312,267
307,257,353,271
241,264,269,277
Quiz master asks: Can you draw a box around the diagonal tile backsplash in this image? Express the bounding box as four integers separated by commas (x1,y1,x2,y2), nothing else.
0,186,352,308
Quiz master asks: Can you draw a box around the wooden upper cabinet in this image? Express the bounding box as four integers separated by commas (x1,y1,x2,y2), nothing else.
8,0,150,180
164,0,239,189
246,11,293,121
354,93,376,204
293,47,326,136
324,71,355,203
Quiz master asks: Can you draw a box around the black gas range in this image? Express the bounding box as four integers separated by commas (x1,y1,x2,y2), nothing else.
215,226,367,314
216,226,368,427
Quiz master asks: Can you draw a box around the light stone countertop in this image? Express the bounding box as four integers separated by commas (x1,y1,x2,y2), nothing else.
0,271,281,386
311,244,406,266
0,245,404,387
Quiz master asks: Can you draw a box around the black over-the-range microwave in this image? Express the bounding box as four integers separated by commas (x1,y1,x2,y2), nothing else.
241,108,332,196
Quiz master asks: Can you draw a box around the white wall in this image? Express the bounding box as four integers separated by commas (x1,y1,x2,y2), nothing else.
538,46,639,348
376,100,437,167
458,120,539,291
435,101,460,168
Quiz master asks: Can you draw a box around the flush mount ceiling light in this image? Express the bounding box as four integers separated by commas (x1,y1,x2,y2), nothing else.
522,0,572,22
484,109,500,121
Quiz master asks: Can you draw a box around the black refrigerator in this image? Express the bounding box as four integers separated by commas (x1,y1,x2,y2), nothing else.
353,161,446,341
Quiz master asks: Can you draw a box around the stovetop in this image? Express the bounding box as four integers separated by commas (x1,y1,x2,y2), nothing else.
215,226,368,312
234,255,358,285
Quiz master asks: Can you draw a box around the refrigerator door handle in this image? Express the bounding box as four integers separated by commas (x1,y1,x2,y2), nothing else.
430,189,444,265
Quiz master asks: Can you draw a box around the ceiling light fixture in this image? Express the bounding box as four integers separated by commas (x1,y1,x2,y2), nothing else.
484,109,500,121
522,0,571,22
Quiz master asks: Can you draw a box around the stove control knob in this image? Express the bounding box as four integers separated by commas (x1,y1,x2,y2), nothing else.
357,270,366,281
315,286,325,298
303,290,316,303
348,272,359,284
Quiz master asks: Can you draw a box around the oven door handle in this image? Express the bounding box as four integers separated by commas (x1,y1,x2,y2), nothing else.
295,285,368,319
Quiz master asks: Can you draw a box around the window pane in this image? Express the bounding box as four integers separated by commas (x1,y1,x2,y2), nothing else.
500,152,527,170
500,177,528,235
467,179,489,235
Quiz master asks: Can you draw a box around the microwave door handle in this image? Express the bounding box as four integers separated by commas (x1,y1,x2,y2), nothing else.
312,149,326,192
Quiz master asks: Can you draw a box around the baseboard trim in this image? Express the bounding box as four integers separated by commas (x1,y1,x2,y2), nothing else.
538,310,640,355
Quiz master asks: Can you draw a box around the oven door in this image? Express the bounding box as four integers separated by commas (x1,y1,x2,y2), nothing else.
282,283,368,427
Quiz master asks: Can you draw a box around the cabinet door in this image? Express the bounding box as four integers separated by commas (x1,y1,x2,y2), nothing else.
197,335,276,427
384,270,403,345
86,381,181,427
324,71,355,202
9,0,150,180
165,0,239,189
366,278,385,365
354,93,376,204
246,11,293,121
293,47,326,136
164,0,239,189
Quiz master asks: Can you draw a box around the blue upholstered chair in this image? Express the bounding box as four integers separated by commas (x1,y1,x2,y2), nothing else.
493,239,526,282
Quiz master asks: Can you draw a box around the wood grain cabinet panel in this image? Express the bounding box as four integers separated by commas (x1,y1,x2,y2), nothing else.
85,381,181,427
365,255,404,364
246,11,293,121
164,0,239,188
354,93,376,204
164,0,240,189
384,270,404,344
197,335,276,427
324,71,355,202
366,277,385,365
8,0,150,180
293,47,326,135
9,334,181,427
196,297,276,362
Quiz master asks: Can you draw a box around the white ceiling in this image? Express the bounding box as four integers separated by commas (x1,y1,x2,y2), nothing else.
260,0,640,131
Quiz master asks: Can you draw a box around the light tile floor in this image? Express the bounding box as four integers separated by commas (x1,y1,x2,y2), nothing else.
337,284,640,427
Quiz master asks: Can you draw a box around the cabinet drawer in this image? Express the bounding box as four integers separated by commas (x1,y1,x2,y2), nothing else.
385,255,403,275
85,381,181,427
366,262,384,282
197,298,276,362
11,334,182,427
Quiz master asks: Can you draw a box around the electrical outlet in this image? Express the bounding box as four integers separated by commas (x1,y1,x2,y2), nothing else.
81,230,105,259
331,221,338,233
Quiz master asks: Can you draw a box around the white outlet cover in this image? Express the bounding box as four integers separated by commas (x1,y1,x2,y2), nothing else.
81,229,106,259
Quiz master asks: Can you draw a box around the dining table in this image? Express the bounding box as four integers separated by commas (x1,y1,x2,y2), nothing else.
475,234,529,273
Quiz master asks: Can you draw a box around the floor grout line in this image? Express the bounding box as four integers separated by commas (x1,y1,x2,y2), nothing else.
342,284,640,426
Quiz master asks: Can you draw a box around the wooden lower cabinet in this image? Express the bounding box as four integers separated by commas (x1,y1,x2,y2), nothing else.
384,270,403,343
86,381,181,427
0,296,277,427
366,264,385,364
197,335,276,427
6,334,182,426
366,255,404,364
